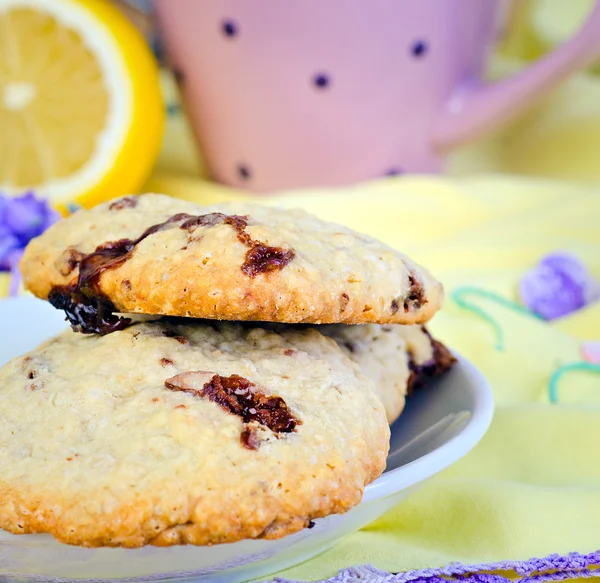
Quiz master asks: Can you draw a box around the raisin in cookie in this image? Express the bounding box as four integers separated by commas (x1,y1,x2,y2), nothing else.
0,320,388,548
320,324,456,424
20,194,443,333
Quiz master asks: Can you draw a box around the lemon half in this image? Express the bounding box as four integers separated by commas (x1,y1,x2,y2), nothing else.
0,0,164,209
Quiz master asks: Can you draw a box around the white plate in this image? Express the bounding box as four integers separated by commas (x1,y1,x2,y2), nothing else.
0,298,494,583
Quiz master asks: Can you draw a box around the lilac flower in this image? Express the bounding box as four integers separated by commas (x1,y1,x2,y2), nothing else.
0,226,19,271
0,192,60,295
519,251,600,320
0,192,59,245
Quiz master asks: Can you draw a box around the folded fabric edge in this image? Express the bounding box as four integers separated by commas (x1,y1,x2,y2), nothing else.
265,550,600,583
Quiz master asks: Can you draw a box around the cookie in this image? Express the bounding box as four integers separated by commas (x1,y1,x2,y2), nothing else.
320,324,456,423
0,320,389,548
20,194,444,333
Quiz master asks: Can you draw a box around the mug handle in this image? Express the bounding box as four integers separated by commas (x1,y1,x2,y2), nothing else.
433,0,600,149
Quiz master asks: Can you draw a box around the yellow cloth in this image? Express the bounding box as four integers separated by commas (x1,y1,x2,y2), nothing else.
140,173,600,581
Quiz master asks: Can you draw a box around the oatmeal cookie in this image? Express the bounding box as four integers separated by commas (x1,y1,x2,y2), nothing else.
20,194,443,332
0,320,389,548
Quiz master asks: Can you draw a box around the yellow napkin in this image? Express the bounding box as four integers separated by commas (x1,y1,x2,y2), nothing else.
141,173,600,580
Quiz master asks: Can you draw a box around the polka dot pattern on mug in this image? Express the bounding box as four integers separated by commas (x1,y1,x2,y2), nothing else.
411,40,428,57
221,19,238,37
386,168,403,177
313,73,331,89
237,165,251,180
211,15,402,185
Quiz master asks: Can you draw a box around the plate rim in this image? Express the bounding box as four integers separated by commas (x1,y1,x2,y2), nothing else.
363,352,494,502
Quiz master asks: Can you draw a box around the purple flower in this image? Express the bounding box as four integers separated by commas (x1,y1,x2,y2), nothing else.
0,192,59,245
0,226,19,271
6,249,24,297
0,192,59,294
519,252,600,320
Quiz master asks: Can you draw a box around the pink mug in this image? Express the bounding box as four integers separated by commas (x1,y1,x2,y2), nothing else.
155,0,600,192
